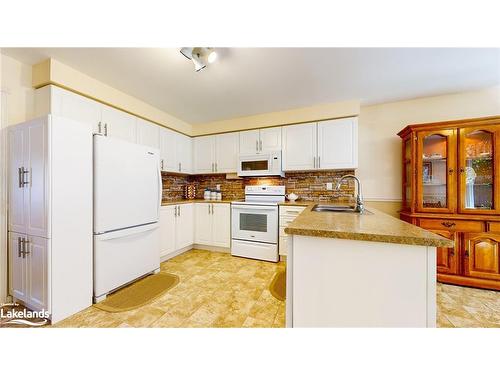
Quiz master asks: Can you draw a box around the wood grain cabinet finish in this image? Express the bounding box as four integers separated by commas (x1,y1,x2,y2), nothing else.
463,232,500,281
398,116,500,290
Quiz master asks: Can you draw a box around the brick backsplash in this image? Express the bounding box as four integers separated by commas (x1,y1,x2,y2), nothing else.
162,170,356,203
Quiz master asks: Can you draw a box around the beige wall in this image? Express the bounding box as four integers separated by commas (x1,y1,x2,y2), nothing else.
191,100,360,135
357,86,500,203
33,58,192,135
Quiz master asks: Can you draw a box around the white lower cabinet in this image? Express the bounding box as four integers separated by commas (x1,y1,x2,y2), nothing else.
195,203,231,248
159,203,194,258
9,233,49,313
279,205,306,256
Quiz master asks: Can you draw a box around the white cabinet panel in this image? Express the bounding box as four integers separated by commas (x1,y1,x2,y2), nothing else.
212,204,231,248
260,127,282,152
160,206,176,258
8,127,27,234
239,130,260,154
137,118,160,149
26,121,49,238
36,86,102,134
194,136,215,174
26,236,49,312
215,133,239,173
317,118,358,169
194,203,212,245
176,204,194,249
177,135,193,174
282,123,317,171
9,233,26,301
160,127,177,172
101,106,137,143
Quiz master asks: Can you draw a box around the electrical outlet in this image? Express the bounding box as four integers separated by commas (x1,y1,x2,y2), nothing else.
216,184,221,190
326,182,333,190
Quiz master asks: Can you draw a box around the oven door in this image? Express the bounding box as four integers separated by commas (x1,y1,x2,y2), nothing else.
232,205,278,244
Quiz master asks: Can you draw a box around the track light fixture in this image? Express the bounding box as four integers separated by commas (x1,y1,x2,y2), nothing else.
180,47,217,72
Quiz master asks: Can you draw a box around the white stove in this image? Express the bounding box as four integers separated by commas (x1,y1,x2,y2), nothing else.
231,186,285,262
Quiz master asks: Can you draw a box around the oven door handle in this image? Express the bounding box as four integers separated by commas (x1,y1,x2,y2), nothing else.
232,206,277,212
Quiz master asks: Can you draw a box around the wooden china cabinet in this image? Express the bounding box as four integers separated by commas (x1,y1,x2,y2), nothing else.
398,116,500,291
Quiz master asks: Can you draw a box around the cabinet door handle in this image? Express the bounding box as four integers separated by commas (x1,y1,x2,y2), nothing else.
215,162,217,172
161,159,164,170
448,168,454,175
104,123,108,136
464,249,469,257
313,156,316,168
212,204,214,214
18,167,24,188
318,156,321,168
450,248,455,257
259,140,262,151
256,140,259,152
211,162,214,172
441,221,456,228
98,121,102,134
459,167,465,173
174,206,177,217
208,204,211,214
22,239,30,258
178,163,181,172
18,237,22,257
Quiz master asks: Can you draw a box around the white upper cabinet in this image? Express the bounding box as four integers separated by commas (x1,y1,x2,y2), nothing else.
193,132,239,174
239,130,260,154
239,128,282,154
101,106,137,143
8,119,49,238
282,122,317,171
35,85,102,134
193,136,215,174
215,133,239,173
177,134,193,174
136,118,160,149
282,117,358,171
160,127,177,172
317,117,358,169
259,127,282,153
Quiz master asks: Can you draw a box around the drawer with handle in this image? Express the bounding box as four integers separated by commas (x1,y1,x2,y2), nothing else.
280,216,299,227
487,222,500,233
418,218,484,232
279,206,306,216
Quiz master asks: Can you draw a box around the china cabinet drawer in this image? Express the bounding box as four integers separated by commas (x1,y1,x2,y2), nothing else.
487,222,500,233
418,218,484,232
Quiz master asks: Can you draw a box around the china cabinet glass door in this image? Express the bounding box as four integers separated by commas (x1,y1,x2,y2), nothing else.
402,136,414,210
416,129,456,213
458,126,500,214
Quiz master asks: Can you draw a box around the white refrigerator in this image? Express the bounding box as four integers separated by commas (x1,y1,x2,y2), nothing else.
93,135,162,302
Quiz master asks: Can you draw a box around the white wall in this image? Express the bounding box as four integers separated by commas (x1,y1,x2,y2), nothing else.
0,53,36,303
358,86,500,201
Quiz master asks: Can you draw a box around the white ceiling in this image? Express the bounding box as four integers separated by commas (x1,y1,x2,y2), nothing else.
2,48,499,124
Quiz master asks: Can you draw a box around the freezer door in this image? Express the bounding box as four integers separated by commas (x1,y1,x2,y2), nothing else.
94,136,161,233
94,223,160,299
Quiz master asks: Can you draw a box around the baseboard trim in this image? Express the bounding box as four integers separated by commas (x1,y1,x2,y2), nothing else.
193,244,231,253
160,245,193,262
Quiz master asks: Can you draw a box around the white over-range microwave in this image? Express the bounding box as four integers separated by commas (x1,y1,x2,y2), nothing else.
237,151,284,177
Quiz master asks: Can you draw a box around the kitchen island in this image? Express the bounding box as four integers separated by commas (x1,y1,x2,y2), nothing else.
284,204,453,328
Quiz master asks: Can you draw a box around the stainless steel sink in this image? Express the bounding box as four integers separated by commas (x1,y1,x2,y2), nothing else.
312,204,372,214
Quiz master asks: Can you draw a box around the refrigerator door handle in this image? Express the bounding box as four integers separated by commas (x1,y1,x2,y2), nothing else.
157,165,162,219
96,222,159,241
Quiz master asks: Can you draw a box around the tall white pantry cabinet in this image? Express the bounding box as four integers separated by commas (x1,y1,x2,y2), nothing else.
8,115,93,323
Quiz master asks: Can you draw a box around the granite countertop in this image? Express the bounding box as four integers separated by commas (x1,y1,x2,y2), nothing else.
161,199,235,206
284,203,454,247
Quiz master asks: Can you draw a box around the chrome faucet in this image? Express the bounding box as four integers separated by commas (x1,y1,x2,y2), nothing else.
335,175,364,213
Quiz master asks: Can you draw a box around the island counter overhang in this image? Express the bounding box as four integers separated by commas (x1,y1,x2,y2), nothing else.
284,205,453,328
